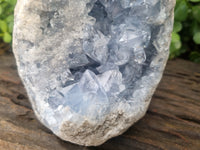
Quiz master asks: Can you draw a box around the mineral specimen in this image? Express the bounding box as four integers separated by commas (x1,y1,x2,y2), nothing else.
13,0,176,146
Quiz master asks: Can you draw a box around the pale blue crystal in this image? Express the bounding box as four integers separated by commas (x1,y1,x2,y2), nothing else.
13,0,175,146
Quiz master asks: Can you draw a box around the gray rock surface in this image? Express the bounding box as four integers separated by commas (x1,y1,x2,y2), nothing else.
13,0,176,146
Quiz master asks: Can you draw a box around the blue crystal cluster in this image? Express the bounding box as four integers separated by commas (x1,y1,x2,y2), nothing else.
13,0,175,146
52,0,160,118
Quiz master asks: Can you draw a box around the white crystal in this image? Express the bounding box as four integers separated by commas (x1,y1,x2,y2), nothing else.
13,0,176,146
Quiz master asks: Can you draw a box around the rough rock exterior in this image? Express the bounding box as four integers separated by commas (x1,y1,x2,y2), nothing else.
13,0,176,146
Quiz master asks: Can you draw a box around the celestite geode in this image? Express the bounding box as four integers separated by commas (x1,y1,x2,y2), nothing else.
13,0,176,146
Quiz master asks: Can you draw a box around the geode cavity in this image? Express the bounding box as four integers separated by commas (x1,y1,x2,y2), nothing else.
13,0,176,146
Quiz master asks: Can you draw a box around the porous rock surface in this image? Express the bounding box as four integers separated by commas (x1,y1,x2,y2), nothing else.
13,0,175,146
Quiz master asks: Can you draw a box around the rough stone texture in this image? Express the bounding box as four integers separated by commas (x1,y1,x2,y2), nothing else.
13,0,175,146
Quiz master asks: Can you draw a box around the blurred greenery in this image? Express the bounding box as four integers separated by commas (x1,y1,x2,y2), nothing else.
171,0,200,63
0,0,16,43
0,0,200,62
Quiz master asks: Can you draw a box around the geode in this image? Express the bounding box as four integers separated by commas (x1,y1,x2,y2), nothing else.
13,0,176,146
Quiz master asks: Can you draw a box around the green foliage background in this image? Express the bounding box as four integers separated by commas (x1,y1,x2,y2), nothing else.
0,0,16,43
0,0,200,62
171,0,200,62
